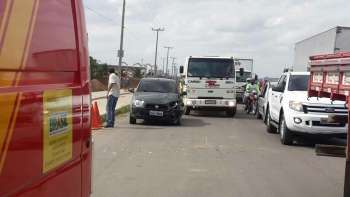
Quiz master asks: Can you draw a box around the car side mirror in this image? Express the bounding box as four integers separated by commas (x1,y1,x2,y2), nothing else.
128,88,135,93
239,68,244,76
179,66,184,74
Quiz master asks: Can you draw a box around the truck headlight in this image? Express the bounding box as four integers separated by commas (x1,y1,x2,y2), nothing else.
289,101,303,112
133,100,145,108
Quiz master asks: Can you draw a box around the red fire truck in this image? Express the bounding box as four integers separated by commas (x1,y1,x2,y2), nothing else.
308,52,350,196
0,0,92,196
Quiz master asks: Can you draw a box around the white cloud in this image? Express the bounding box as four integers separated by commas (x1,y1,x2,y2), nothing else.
83,0,350,77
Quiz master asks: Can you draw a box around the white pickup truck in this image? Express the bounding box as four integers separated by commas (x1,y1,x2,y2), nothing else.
266,71,347,145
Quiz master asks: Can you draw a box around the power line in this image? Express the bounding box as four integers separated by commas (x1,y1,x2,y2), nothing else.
85,6,119,24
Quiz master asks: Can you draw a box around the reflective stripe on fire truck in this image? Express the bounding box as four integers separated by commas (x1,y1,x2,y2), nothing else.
0,0,40,173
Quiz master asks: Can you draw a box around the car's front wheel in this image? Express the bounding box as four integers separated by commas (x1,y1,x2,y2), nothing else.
184,107,191,115
279,114,294,145
129,116,136,124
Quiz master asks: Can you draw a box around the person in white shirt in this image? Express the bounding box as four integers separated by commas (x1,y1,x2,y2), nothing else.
105,68,120,128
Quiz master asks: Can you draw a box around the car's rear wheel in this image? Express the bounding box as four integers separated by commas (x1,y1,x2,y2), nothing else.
129,116,136,124
266,109,277,133
256,103,262,119
279,114,294,145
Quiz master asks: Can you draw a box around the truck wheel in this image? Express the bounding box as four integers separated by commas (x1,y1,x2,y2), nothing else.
279,114,294,145
266,110,277,133
184,107,191,115
129,116,136,124
226,108,236,117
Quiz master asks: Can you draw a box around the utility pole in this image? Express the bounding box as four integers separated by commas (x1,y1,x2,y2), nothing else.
170,57,176,78
152,28,165,76
164,46,173,77
118,0,126,76
162,57,166,75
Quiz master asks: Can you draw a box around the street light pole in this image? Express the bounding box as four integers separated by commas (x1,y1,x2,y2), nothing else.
164,46,173,77
118,0,126,76
152,28,165,76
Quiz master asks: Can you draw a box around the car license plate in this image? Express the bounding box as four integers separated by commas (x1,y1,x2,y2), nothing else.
205,100,216,104
149,110,163,117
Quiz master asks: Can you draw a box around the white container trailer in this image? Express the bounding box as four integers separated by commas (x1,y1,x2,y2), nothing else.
293,26,350,71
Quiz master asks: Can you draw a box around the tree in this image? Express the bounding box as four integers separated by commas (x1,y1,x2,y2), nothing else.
90,56,108,84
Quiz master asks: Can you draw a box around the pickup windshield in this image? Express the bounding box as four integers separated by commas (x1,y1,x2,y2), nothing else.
288,75,309,91
188,58,234,78
137,80,177,93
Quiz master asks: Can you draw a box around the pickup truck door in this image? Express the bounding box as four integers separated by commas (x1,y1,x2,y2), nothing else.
270,75,287,121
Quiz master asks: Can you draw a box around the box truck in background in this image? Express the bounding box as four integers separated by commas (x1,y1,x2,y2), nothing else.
294,26,350,71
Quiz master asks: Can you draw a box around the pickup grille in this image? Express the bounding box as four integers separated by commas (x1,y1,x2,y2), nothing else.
302,104,347,114
198,97,223,100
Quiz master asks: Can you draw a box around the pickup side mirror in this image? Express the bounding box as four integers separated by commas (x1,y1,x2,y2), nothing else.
128,88,135,93
179,66,184,74
239,68,244,76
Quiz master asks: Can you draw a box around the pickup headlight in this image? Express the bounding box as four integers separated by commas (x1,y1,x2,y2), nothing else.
133,100,145,108
289,101,303,112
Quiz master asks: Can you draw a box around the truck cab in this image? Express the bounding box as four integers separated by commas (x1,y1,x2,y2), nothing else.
266,71,347,145
180,57,237,116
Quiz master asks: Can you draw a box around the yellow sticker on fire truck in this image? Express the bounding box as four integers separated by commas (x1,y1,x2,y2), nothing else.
43,89,73,173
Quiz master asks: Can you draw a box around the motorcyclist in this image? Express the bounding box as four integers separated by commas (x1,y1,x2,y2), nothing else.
244,78,260,111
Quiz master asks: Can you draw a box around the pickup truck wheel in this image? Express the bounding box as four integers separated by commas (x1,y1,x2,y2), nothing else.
279,114,294,145
129,116,136,124
184,107,191,115
266,110,277,133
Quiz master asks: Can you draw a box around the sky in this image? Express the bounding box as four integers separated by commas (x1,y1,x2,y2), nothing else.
83,0,350,77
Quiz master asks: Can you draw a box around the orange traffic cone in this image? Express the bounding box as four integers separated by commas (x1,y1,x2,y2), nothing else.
91,101,102,130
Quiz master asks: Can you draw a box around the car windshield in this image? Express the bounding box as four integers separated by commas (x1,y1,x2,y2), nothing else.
236,71,252,82
188,58,234,78
288,75,309,91
137,80,177,93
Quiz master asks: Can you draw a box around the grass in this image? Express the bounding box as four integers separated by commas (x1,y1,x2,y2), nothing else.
100,105,130,123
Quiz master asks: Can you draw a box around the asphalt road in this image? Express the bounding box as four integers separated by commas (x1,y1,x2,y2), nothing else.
93,106,346,197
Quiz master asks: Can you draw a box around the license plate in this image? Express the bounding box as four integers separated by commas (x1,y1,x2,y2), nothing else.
205,100,216,104
149,110,163,117
320,118,329,124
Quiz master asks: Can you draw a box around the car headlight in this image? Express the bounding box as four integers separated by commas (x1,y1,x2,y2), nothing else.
289,101,303,112
133,100,145,108
170,102,179,109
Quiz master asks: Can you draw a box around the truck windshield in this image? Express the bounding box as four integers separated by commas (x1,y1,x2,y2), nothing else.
236,71,252,82
288,75,309,91
188,58,234,78
137,80,177,93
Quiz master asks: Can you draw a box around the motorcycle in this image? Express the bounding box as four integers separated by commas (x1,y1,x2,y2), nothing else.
245,90,258,114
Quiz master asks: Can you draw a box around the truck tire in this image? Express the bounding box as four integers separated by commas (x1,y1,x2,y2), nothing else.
129,116,136,124
266,109,277,133
226,107,236,117
279,114,294,145
184,107,191,115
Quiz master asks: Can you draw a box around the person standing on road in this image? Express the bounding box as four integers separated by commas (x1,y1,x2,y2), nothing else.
106,68,120,128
